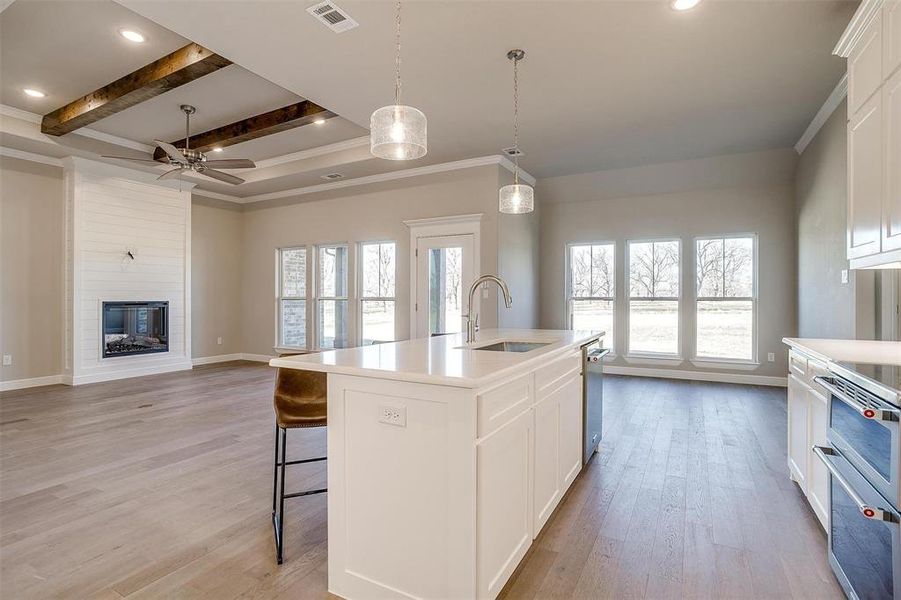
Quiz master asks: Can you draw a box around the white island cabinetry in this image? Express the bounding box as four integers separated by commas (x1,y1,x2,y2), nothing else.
271,329,601,600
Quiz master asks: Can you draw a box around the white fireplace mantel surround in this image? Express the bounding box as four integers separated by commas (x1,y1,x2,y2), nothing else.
62,157,194,385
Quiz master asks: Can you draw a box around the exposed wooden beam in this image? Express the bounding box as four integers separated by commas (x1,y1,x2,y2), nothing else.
152,100,337,160
41,43,231,136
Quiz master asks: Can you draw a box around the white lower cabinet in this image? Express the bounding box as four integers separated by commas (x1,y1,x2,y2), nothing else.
787,373,809,489
477,407,533,600
807,385,830,529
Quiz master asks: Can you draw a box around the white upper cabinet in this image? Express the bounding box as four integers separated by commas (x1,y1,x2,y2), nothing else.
884,67,901,252
839,1,901,268
849,9,884,114
848,92,884,259
886,0,901,77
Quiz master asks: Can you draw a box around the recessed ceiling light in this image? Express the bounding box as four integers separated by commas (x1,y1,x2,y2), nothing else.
212,147,223,153
23,88,46,98
119,29,146,43
671,0,701,10
313,118,327,125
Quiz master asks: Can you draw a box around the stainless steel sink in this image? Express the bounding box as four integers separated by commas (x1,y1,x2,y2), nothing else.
472,341,550,353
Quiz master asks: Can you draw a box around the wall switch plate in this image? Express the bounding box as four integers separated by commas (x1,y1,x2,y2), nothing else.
217,337,223,345
379,403,407,427
841,269,849,284
2,355,11,366
767,352,775,362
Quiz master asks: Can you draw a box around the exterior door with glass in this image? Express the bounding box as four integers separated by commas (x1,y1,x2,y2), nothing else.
415,234,475,338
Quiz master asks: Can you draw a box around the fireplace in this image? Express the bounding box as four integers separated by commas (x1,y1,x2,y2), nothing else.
102,301,169,358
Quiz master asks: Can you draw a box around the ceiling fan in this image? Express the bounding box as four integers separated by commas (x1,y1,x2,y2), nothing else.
101,104,256,185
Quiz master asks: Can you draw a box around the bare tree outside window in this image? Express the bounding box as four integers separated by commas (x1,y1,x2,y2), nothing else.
361,242,396,345
568,243,615,349
317,244,348,349
695,236,755,360
628,240,680,355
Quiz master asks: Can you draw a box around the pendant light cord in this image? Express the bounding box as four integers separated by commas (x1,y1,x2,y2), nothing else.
512,54,520,184
394,0,402,106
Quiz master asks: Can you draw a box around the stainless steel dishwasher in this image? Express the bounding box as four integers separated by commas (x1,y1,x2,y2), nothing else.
582,339,609,466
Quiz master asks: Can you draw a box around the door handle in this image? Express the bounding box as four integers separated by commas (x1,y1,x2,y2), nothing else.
812,445,898,522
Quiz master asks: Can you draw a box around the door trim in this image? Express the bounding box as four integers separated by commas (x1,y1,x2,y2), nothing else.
405,214,482,338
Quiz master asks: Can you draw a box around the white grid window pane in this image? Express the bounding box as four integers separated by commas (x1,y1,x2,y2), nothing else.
696,300,753,360
362,242,396,298
572,299,613,336
629,300,679,354
570,244,614,299
629,241,679,298
280,299,306,348
318,246,347,298
280,248,306,297
318,299,348,349
362,300,395,345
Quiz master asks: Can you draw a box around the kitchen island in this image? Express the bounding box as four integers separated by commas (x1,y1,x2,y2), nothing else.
270,328,603,600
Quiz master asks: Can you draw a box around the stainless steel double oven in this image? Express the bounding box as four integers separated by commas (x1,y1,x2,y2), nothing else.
814,362,901,600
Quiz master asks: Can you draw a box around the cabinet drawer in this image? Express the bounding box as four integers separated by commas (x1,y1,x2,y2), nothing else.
789,350,808,378
535,351,581,397
478,375,533,438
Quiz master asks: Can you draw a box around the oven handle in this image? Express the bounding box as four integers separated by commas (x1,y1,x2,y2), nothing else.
813,376,899,421
813,445,899,523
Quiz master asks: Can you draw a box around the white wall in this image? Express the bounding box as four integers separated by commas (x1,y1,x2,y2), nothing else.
538,149,798,381
63,158,192,385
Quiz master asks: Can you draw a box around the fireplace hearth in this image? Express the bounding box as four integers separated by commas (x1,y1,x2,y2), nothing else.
102,301,169,358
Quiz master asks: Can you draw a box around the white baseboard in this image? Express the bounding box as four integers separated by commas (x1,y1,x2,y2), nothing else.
192,353,244,365
604,365,787,387
241,353,276,363
71,360,193,386
0,374,65,392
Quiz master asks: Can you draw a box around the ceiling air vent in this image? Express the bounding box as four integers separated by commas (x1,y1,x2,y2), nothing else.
502,147,525,157
321,172,344,181
307,2,358,33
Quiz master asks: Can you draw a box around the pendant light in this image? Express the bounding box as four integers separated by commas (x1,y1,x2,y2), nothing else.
499,49,534,214
370,0,427,160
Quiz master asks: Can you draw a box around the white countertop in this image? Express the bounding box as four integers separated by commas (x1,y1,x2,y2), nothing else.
783,337,901,366
269,329,604,388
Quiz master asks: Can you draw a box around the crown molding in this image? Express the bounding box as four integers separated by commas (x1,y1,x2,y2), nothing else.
403,213,483,228
834,0,884,57
0,103,41,123
192,187,241,202
255,135,370,169
0,146,63,167
794,74,848,154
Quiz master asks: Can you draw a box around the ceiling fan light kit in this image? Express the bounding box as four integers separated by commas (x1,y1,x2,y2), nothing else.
101,104,256,185
370,0,427,161
499,49,534,215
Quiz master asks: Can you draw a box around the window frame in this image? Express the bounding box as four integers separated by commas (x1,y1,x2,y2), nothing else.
275,245,310,351
625,237,682,359
314,242,350,350
564,241,616,353
692,233,759,364
358,240,397,345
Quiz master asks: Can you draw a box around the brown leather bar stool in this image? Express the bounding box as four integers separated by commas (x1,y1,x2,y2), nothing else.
271,363,327,565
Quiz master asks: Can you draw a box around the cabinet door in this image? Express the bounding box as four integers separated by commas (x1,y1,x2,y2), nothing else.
477,408,532,600
558,375,584,491
849,8,884,114
848,92,885,259
807,386,830,530
533,393,560,534
886,0,901,78
787,374,808,490
884,68,901,252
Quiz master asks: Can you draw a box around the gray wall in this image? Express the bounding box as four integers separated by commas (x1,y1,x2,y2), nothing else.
795,98,855,339
0,157,64,382
497,168,540,329
538,149,798,379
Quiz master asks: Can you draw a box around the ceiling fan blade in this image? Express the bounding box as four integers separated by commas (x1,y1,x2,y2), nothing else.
101,155,158,163
198,168,244,185
203,159,256,169
157,168,183,181
154,140,186,163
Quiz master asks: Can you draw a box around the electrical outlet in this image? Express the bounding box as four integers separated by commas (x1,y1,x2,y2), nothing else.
767,352,775,362
217,337,223,345
378,403,407,427
2,355,11,366
841,269,849,284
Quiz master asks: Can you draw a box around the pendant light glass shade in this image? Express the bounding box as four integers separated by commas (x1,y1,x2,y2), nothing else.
370,104,427,160
499,183,534,215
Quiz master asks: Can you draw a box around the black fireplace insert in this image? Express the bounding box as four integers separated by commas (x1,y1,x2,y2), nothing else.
102,301,169,358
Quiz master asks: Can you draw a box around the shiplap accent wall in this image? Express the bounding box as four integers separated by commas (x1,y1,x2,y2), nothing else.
63,157,193,385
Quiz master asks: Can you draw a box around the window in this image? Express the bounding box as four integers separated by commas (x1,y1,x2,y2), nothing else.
695,236,756,361
360,241,396,345
567,243,615,349
628,239,680,355
277,247,307,349
316,244,349,349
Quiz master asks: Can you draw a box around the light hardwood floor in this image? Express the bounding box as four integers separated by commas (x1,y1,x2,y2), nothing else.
0,363,842,599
